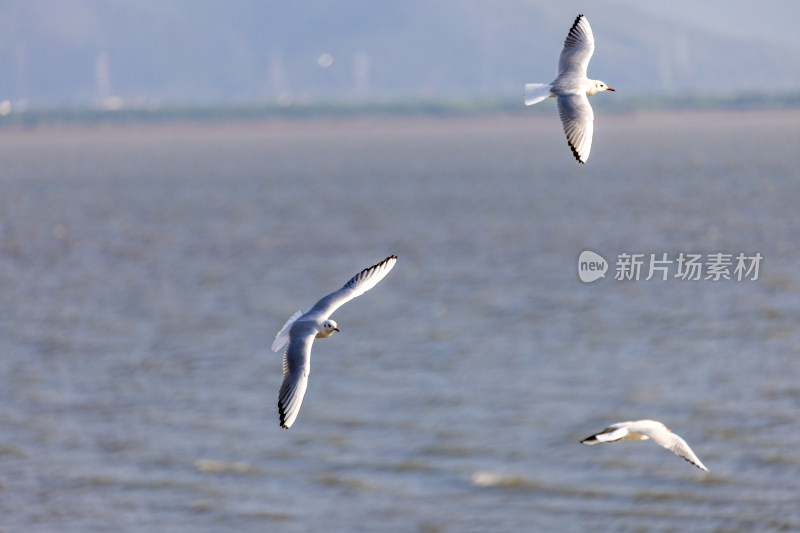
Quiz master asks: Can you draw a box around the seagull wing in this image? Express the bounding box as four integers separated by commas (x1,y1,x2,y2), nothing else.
304,255,397,320
277,324,317,429
641,427,710,472
271,310,304,352
581,423,631,444
556,93,594,164
557,14,595,79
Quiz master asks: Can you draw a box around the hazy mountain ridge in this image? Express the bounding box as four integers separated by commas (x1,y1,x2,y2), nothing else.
1,0,798,107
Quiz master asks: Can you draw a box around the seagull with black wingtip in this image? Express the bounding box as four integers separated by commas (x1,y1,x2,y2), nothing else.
272,255,398,429
524,14,615,164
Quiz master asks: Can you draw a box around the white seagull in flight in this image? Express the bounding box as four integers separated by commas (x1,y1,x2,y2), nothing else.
581,419,709,472
524,14,614,164
272,255,397,429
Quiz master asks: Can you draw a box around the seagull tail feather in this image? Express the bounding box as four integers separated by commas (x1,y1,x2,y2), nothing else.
524,83,553,106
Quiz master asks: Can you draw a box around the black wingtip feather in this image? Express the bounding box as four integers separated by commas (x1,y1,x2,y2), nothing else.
344,255,397,290
568,141,585,164
278,400,289,429
683,456,708,471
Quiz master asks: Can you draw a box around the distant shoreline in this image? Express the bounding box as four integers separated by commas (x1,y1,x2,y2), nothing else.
1,92,799,129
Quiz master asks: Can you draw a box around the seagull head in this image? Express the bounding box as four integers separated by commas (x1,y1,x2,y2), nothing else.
318,319,339,338
590,80,615,95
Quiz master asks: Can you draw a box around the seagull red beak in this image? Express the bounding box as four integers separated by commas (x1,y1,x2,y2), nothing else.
607,87,615,91
334,327,340,332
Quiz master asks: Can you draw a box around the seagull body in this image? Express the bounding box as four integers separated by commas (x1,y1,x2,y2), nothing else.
272,255,397,429
524,14,614,164
581,419,709,472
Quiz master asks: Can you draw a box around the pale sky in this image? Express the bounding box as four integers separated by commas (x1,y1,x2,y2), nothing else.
603,0,800,48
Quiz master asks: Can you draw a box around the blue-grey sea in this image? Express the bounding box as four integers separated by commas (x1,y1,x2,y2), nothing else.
0,110,799,532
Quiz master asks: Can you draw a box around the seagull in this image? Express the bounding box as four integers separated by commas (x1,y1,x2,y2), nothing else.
581,420,709,472
271,255,398,429
524,14,614,164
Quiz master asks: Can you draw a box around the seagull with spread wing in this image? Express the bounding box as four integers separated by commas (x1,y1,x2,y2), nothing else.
524,14,615,164
581,419,709,472
271,255,397,429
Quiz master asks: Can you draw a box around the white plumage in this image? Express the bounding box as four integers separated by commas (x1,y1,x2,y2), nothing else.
524,14,614,164
272,255,397,429
581,419,709,472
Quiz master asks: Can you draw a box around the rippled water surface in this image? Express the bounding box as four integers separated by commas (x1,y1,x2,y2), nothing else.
1,111,799,532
